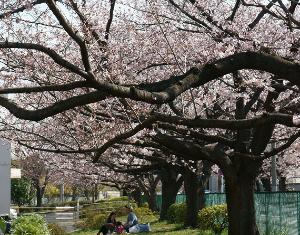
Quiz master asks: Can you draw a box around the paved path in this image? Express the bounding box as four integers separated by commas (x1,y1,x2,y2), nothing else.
44,211,78,233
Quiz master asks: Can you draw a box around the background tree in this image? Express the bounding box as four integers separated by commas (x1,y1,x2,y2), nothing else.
11,178,35,206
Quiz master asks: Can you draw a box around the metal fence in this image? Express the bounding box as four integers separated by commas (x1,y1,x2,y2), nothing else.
13,206,79,233
14,200,130,233
152,192,300,235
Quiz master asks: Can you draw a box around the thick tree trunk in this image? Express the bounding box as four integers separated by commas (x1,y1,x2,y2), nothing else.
160,170,183,220
261,178,271,191
36,185,43,207
122,189,128,196
84,189,90,201
160,184,177,220
225,170,260,235
137,175,160,212
92,184,99,202
147,189,158,212
72,187,78,201
183,170,201,228
131,188,142,207
279,177,286,191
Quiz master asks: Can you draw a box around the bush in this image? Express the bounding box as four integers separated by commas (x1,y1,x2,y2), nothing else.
198,204,228,235
134,206,157,223
141,202,149,208
11,214,50,235
48,223,67,235
0,218,6,233
167,203,187,224
81,200,137,219
108,196,129,201
135,206,152,215
11,178,35,206
83,213,107,230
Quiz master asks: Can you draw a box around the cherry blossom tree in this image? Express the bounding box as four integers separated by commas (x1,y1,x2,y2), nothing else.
0,1,300,235
20,153,55,207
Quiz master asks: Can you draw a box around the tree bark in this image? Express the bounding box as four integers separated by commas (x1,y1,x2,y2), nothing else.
261,178,271,191
94,184,99,202
224,162,260,235
84,189,90,201
160,169,183,220
72,186,78,201
147,189,158,212
183,160,212,227
183,170,201,228
279,177,286,191
136,175,160,211
131,188,142,207
122,189,128,196
35,184,44,207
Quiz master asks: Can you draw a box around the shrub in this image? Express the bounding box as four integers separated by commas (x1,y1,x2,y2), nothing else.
0,217,6,233
11,214,50,235
11,178,35,206
198,204,228,235
108,196,129,201
81,200,137,218
141,202,149,208
48,223,67,235
83,213,107,230
134,206,157,223
135,206,152,215
167,203,187,224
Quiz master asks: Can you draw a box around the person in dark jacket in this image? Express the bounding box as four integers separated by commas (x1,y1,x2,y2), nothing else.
97,212,117,235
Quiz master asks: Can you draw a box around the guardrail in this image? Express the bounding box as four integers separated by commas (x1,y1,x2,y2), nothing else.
11,199,132,233
12,206,79,233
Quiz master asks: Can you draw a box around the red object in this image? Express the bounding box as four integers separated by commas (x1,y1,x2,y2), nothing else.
116,225,125,234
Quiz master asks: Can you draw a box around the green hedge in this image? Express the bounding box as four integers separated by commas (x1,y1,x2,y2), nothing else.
80,200,136,219
167,203,187,223
134,206,157,223
11,214,50,235
0,218,6,233
198,204,228,235
108,196,129,201
166,202,229,234
82,214,107,230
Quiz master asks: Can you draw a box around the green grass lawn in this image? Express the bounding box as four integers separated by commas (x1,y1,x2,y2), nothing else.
70,221,227,235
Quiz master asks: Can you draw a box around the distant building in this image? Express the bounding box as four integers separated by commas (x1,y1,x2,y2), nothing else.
286,176,300,191
99,190,121,199
207,172,225,193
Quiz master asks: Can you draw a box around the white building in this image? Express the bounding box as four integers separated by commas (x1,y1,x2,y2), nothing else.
208,173,225,193
286,176,300,191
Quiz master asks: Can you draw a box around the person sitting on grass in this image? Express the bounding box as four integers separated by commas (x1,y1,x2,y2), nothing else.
97,212,117,235
123,206,151,233
123,206,138,233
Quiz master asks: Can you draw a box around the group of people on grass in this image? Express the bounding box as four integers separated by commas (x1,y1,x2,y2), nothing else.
97,205,151,235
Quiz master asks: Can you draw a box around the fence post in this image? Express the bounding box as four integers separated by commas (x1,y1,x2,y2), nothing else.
76,199,80,220
265,193,269,235
279,193,282,232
